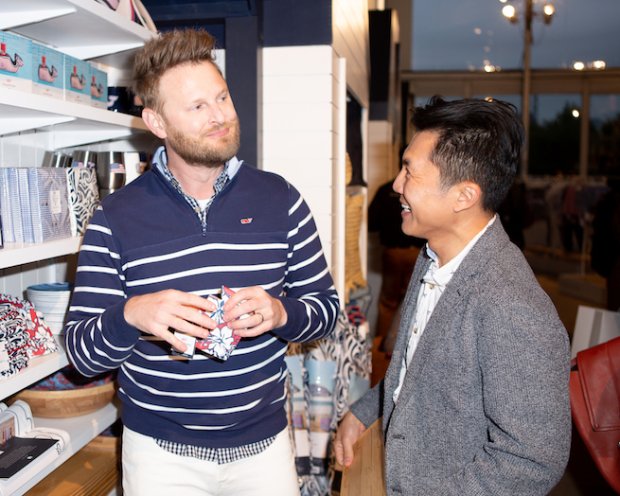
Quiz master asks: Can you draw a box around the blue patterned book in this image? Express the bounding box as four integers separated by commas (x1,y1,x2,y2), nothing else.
28,168,72,243
0,169,14,244
6,169,24,244
17,168,35,243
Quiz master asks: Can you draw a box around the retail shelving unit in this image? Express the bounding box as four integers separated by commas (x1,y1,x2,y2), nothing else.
0,1,155,494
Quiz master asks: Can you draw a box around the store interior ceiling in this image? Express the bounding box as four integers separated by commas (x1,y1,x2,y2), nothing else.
141,0,257,35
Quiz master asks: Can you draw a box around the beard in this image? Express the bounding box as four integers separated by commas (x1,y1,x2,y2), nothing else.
165,118,241,168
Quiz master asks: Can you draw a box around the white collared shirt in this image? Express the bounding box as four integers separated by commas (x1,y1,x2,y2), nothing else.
392,215,497,403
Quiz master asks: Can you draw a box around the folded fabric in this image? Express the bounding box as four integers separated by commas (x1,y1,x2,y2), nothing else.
29,365,113,391
0,294,58,378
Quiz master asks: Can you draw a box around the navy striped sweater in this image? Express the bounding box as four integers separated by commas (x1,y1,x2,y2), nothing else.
64,161,339,448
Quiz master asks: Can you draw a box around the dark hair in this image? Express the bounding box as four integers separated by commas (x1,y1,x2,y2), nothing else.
132,29,219,111
411,96,524,212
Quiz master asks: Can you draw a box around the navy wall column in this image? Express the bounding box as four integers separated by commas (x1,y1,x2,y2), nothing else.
225,15,260,166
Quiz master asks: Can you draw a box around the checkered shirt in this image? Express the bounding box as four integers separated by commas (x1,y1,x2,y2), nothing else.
154,147,231,225
155,436,276,464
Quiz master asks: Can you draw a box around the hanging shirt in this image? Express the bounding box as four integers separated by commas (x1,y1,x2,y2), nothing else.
392,216,497,403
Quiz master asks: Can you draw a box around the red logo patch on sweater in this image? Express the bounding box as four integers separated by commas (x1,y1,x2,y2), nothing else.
240,217,253,224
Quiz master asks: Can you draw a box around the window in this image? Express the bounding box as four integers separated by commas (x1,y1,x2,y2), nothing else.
529,94,581,175
589,94,620,177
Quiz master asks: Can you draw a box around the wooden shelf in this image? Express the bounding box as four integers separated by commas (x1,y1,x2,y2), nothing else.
0,403,119,496
0,0,154,65
0,236,82,269
27,436,119,496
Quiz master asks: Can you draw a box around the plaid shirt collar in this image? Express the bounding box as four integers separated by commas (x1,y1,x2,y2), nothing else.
152,146,242,215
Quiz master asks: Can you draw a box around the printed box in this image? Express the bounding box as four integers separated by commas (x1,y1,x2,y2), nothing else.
65,167,99,236
64,55,90,105
89,64,108,109
28,168,72,243
0,31,33,93
32,42,64,99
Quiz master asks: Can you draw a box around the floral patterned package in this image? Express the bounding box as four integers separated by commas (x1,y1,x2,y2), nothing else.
195,286,242,361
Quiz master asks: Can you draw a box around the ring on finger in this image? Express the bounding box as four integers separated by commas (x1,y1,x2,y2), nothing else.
256,311,264,324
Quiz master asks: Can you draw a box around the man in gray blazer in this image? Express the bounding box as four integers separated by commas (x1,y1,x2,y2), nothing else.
335,96,571,495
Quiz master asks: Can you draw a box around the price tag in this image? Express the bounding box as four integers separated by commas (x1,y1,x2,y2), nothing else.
49,189,62,215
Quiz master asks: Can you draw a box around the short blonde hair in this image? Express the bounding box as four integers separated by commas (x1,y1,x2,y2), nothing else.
132,29,218,111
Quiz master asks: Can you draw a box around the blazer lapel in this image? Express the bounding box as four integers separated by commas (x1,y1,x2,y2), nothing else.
386,220,510,415
382,253,431,413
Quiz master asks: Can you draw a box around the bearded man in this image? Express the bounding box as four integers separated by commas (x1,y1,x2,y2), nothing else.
64,29,339,496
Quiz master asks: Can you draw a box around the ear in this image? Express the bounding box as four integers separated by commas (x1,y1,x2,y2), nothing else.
453,181,482,213
141,107,168,139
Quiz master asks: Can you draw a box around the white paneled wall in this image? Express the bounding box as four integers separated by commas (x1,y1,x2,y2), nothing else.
261,46,346,302
332,0,370,108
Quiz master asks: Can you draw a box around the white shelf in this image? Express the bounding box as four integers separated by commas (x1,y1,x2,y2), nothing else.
0,236,82,269
0,3,141,493
0,402,119,496
1,0,155,66
0,88,148,145
0,337,68,400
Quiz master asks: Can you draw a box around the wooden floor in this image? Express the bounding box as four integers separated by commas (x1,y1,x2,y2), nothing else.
368,274,616,495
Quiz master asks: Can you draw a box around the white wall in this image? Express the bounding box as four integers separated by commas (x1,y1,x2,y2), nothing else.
260,45,347,301
332,0,370,108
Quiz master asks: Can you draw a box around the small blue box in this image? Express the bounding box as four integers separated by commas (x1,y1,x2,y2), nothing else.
0,31,33,92
32,42,64,99
89,64,108,109
64,54,90,105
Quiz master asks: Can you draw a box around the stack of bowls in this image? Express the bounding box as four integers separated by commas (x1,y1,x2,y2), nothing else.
26,283,72,334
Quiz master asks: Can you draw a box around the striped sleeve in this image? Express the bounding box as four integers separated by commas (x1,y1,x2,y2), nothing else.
64,207,140,377
273,184,340,342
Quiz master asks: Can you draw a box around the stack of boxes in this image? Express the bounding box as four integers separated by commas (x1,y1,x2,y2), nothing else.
0,30,108,108
0,30,114,248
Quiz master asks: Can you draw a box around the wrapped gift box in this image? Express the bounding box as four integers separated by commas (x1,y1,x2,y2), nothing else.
173,286,244,361
195,286,243,360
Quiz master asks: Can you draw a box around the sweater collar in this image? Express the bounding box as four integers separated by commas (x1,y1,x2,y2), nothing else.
151,145,242,210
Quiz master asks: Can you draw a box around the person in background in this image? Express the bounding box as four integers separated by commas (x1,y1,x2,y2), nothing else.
368,167,424,355
64,29,339,496
591,177,620,311
497,177,529,250
334,96,571,495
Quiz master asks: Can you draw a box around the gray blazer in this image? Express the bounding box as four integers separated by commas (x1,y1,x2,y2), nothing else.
351,220,571,495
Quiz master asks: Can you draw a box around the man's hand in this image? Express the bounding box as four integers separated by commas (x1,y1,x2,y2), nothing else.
124,290,217,352
223,286,288,338
334,412,366,468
